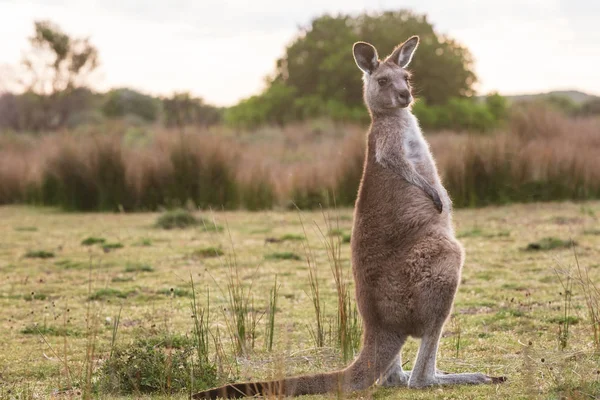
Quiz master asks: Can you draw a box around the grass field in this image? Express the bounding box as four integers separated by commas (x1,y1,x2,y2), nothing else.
0,202,599,399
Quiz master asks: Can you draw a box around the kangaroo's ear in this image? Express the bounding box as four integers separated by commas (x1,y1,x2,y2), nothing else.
353,42,379,74
390,36,419,68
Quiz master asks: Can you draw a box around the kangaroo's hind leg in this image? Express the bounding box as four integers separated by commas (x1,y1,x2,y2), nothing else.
406,238,504,388
378,354,410,387
407,324,495,388
379,353,449,387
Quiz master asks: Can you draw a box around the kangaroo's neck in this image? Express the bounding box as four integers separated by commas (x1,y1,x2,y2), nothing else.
367,108,420,155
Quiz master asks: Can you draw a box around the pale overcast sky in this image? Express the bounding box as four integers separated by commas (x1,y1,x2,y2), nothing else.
0,0,598,105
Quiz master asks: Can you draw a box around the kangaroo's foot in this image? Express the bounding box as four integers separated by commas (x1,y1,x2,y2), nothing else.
379,368,410,387
408,372,506,388
380,369,453,387
379,359,449,388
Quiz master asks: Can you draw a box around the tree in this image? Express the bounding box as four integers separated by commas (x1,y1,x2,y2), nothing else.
163,93,222,129
227,11,477,127
102,88,159,122
18,20,99,130
280,11,476,107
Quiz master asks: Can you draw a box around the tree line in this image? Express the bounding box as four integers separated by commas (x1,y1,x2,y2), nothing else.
1,14,598,134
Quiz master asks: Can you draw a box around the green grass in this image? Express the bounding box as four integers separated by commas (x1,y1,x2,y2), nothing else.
24,250,54,259
81,236,106,246
525,237,575,251
14,226,38,232
157,288,192,298
88,288,132,301
265,251,302,261
280,233,305,241
102,242,124,251
123,262,154,273
0,202,599,399
54,259,88,270
192,247,224,258
21,324,80,337
23,292,47,301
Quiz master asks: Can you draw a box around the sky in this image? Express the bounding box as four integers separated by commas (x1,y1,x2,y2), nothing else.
0,0,598,106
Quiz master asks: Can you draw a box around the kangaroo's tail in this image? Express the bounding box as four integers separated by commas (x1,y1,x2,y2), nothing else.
191,329,403,399
191,372,338,399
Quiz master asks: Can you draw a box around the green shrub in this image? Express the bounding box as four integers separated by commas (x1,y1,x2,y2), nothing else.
239,170,276,211
102,88,159,122
93,138,132,211
155,209,198,229
99,338,217,394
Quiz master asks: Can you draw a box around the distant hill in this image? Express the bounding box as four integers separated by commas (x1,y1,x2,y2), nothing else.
505,90,599,105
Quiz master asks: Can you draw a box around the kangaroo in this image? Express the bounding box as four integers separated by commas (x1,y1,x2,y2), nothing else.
192,36,504,399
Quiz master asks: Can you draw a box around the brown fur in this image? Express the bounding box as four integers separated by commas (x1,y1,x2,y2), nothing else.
192,36,504,399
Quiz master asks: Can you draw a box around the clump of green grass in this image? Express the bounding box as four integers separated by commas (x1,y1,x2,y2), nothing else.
157,288,191,298
88,288,132,301
81,236,106,246
265,252,301,261
14,226,37,232
327,228,345,237
124,263,154,273
138,333,195,349
103,242,124,251
458,228,511,238
23,292,47,301
136,238,153,246
457,228,483,238
111,276,134,283
21,324,80,337
155,209,199,229
279,233,304,241
24,250,54,259
264,275,279,352
526,237,575,251
54,259,88,270
549,316,580,325
342,233,351,243
192,247,224,259
98,337,217,394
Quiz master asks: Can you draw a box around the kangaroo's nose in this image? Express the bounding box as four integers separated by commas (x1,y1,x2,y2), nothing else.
398,90,410,102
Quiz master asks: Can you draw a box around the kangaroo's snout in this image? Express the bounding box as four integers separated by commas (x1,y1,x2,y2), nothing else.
397,90,412,107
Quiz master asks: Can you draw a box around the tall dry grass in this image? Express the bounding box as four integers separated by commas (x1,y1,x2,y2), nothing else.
0,107,598,211
434,106,600,207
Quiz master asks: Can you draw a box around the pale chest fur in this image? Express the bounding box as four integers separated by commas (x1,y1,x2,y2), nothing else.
401,114,434,174
374,110,453,216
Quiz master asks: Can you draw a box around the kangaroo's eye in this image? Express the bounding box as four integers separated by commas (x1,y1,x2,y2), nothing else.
377,78,388,86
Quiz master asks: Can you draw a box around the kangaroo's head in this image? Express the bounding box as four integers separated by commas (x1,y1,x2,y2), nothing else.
352,36,419,115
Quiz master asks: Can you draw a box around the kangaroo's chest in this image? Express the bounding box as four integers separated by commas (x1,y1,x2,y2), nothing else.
401,125,430,167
